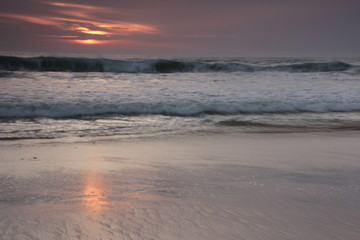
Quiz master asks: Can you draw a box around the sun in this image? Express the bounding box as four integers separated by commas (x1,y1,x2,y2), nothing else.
71,39,109,45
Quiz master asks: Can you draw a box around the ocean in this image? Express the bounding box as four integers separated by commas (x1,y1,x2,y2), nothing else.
1,54,360,141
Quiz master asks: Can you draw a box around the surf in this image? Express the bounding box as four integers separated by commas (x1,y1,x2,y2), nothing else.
0,55,353,73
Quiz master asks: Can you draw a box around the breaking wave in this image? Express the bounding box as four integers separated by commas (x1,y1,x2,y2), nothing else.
1,101,360,118
0,56,353,73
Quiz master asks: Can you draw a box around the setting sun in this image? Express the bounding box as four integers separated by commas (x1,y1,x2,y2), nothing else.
74,26,112,36
71,39,110,44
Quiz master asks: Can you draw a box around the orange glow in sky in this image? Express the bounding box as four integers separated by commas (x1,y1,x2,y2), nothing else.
49,2,105,11
72,39,111,45
0,1,158,47
0,14,157,35
74,26,111,36
0,13,58,26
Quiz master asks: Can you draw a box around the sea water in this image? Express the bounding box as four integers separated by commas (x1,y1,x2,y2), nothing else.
1,54,360,140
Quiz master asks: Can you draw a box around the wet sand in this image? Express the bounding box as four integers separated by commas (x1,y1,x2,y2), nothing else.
1,132,360,240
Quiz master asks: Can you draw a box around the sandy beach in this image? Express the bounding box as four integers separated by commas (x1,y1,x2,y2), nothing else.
1,131,360,240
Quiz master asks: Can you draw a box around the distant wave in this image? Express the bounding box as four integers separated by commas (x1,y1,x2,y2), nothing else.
1,101,359,118
216,120,283,127
0,56,353,73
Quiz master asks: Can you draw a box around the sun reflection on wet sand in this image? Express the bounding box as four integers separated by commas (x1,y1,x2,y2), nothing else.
79,154,163,215
81,171,108,213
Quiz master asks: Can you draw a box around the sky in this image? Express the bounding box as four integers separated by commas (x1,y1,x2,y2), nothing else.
0,0,360,57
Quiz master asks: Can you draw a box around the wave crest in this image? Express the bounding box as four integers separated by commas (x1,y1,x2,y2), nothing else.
0,56,353,73
1,101,359,118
